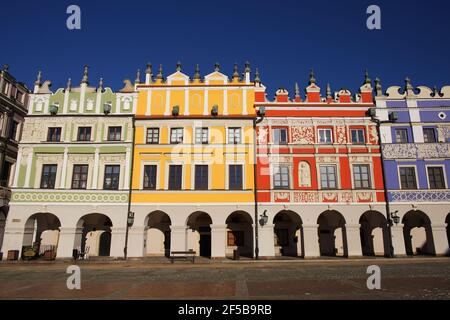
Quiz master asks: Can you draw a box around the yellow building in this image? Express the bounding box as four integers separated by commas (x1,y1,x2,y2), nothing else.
127,62,263,259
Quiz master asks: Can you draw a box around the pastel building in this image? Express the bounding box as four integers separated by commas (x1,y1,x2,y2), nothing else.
1,66,136,259
374,79,450,256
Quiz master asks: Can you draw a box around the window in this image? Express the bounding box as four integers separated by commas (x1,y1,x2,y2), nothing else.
273,128,288,144
428,167,445,189
320,165,337,189
423,128,437,143
71,165,88,189
108,126,122,141
40,164,57,189
399,167,417,190
103,165,120,190
395,129,408,143
143,165,157,190
195,128,209,144
47,127,62,142
353,165,371,189
195,165,209,190
318,129,333,144
273,166,289,189
146,128,159,144
227,231,244,246
228,127,242,144
229,164,243,190
350,129,365,144
168,165,182,190
8,120,19,140
77,127,91,141
170,128,183,144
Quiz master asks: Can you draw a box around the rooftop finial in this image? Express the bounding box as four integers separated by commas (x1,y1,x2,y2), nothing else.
375,77,382,96
193,64,201,80
364,69,371,85
66,78,72,90
157,64,163,80
294,82,300,97
176,61,182,72
214,62,220,72
2,64,9,72
309,69,316,85
326,83,332,98
35,70,42,86
81,65,89,85
135,69,141,84
405,77,414,94
98,77,104,90
233,63,239,79
254,68,261,83
244,61,250,73
146,63,152,75
433,85,441,97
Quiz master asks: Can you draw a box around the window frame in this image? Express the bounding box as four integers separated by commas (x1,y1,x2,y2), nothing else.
107,126,122,141
168,164,183,190
146,127,160,144
426,166,446,189
319,165,338,190
350,128,365,144
227,127,242,144
170,128,184,144
273,128,288,145
228,164,243,190
194,164,209,190
273,165,290,189
399,166,418,190
195,127,209,145
395,128,408,143
103,165,120,190
71,164,89,190
77,126,92,142
40,164,58,189
423,128,437,143
47,127,62,142
318,128,333,144
143,164,158,190
353,164,371,189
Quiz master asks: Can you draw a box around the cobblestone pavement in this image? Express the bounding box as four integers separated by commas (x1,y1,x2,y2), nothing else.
0,257,449,300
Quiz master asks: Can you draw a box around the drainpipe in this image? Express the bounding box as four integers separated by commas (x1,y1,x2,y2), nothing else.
124,115,136,260
253,113,264,260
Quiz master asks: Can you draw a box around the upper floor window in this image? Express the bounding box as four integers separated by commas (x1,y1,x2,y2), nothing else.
170,128,183,144
273,128,288,144
195,165,209,190
71,165,88,189
168,165,182,190
47,127,62,142
146,128,159,144
427,166,445,189
395,128,408,143
399,167,417,190
318,129,333,144
195,128,209,144
40,164,57,189
423,128,437,143
143,165,157,190
108,126,122,141
353,164,371,189
8,120,19,141
350,129,365,144
228,127,242,144
103,165,120,190
229,164,243,190
273,165,290,189
77,127,92,142
320,165,337,189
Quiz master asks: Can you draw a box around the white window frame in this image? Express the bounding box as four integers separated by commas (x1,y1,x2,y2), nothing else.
351,163,372,190
227,127,242,145
318,128,333,144
319,164,338,190
141,161,160,190
425,164,447,190
397,165,419,190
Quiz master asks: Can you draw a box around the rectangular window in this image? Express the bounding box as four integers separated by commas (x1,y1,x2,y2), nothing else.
423,128,437,143
273,128,288,144
320,165,337,189
353,164,371,189
77,127,91,141
350,129,365,144
47,127,62,142
146,128,159,144
427,167,445,189
399,167,417,190
195,165,209,190
8,120,19,140
273,166,290,189
195,128,209,144
108,126,122,141
318,129,333,144
170,128,183,144
229,164,243,190
228,127,242,144
168,165,182,190
227,231,244,246
395,128,408,143
40,164,57,189
143,165,157,190
71,165,88,190
103,165,120,190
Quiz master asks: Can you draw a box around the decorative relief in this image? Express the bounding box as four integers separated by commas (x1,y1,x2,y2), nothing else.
298,161,311,187
293,192,318,203
291,126,314,144
390,190,450,202
257,126,268,144
69,155,94,162
11,191,129,203
336,126,347,144
322,192,338,202
317,156,338,163
69,99,78,111
271,190,376,203
356,192,373,202
86,98,94,111
382,143,450,159
274,192,290,202
349,156,371,163
437,125,450,143
368,125,378,144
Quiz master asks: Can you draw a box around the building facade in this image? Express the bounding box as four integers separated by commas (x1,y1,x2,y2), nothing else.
1,66,136,259
374,79,450,256
0,65,29,252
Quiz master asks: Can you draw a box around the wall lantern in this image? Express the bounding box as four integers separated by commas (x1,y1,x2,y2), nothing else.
367,108,376,117
172,105,179,116
259,210,268,227
103,102,112,115
257,106,266,117
389,111,399,122
49,104,59,116
127,211,135,227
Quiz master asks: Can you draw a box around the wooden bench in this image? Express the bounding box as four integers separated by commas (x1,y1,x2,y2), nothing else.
170,250,196,263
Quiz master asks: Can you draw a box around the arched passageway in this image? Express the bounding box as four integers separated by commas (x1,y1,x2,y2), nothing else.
403,211,435,256
75,213,112,257
22,212,61,256
359,211,389,257
273,210,303,257
145,211,171,257
186,212,212,257
226,211,254,258
317,210,347,257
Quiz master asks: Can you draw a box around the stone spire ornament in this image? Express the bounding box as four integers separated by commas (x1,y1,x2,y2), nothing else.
364,69,371,85
66,78,72,91
244,61,250,73
254,68,261,83
233,63,240,80
193,64,201,81
214,62,220,72
156,64,163,80
374,77,382,96
145,63,153,84
135,69,141,84
326,83,332,98
98,78,104,91
294,82,300,97
176,61,182,72
81,65,89,85
309,69,316,85
35,70,42,86
405,77,414,95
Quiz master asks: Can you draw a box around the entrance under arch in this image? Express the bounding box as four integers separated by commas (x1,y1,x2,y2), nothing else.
359,211,389,257
403,211,434,256
145,211,171,257
75,213,112,257
22,212,61,256
226,211,254,258
187,212,212,258
317,210,347,257
273,210,303,257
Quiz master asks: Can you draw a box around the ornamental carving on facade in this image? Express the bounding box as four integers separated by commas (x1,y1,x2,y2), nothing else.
336,126,347,144
293,192,318,203
257,126,268,144
274,192,290,201
368,125,378,144
382,144,417,159
349,156,371,163
322,192,338,201
390,190,450,202
317,156,338,163
291,126,314,144
340,192,353,202
298,161,312,187
356,192,373,201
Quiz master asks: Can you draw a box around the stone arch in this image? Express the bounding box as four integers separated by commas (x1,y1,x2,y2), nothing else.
226,211,253,258
75,213,113,257
186,212,212,258
273,210,304,257
144,211,171,257
402,211,435,256
359,211,389,257
317,210,347,257
22,212,61,256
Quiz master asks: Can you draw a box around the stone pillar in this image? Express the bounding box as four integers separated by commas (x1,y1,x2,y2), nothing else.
211,224,227,258
1,226,25,259
302,224,320,258
346,224,363,257
56,227,82,258
110,227,126,258
59,147,69,189
170,225,187,252
258,223,275,258
127,226,146,258
391,224,406,257
431,224,449,256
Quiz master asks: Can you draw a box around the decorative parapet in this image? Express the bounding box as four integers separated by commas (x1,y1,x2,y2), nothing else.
389,190,450,202
272,190,380,203
10,190,129,203
382,143,450,159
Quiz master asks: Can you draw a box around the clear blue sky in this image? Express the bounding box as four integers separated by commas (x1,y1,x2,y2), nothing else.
2,0,450,97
